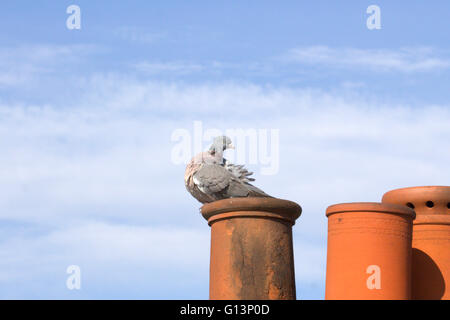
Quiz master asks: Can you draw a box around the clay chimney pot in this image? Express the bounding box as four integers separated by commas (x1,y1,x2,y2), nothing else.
201,197,301,300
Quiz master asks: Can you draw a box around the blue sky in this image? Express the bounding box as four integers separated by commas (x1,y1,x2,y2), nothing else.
0,1,449,299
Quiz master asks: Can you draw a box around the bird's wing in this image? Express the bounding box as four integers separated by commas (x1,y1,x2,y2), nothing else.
223,159,255,183
223,159,271,198
193,164,250,198
193,164,232,194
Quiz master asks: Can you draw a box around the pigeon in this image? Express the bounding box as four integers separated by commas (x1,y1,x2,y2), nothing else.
185,136,271,204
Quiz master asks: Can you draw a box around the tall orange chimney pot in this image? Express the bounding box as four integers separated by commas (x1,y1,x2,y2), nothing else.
201,197,301,300
325,202,415,300
382,186,450,300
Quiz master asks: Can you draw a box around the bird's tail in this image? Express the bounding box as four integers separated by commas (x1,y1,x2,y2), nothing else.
246,183,272,197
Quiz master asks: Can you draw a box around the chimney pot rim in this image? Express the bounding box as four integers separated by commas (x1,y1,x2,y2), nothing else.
326,202,415,219
200,197,301,223
382,186,450,216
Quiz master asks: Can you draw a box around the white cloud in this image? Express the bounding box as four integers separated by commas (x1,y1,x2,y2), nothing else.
1,74,449,299
2,77,449,224
134,61,204,74
285,46,450,72
0,44,102,87
115,26,165,44
0,222,210,299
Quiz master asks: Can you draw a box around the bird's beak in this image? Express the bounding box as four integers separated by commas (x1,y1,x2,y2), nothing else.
228,144,235,149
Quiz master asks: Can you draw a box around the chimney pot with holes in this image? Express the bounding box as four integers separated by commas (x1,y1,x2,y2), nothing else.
382,186,450,300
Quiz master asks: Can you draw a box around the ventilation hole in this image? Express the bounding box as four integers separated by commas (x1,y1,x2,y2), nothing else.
426,201,434,208
406,202,415,209
447,203,450,209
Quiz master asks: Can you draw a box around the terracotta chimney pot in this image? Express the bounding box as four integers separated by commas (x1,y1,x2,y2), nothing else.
382,186,450,300
325,202,415,300
201,197,301,300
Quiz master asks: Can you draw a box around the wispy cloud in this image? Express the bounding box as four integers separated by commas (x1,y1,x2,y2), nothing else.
132,60,232,76
2,75,449,231
115,26,166,44
1,58,449,299
0,222,210,299
0,44,102,86
134,61,204,75
284,46,450,72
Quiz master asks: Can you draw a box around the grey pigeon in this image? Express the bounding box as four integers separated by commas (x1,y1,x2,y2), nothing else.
185,136,271,203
